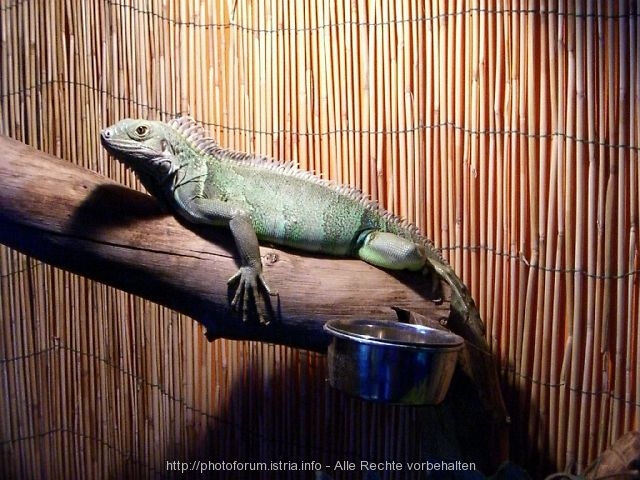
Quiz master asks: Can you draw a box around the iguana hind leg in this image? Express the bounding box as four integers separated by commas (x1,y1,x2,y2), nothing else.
357,231,488,351
356,230,443,298
356,230,427,271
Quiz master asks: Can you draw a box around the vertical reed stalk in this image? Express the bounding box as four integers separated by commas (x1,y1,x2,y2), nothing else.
612,0,630,445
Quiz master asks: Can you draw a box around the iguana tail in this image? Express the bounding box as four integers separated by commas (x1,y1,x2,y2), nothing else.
425,250,489,353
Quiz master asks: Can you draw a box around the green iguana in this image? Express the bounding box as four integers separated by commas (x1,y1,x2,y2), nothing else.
100,117,487,350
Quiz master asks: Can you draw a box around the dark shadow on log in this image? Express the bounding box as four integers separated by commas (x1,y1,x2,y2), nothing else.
69,183,168,228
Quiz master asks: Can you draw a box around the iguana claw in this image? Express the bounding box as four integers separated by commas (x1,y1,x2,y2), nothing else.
227,266,277,324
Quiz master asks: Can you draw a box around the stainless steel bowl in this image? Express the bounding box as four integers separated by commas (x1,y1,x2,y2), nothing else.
324,319,464,405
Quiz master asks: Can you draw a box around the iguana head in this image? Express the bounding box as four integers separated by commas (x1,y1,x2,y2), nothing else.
101,118,180,183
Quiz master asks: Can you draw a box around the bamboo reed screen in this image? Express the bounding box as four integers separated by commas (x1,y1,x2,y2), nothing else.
1,0,638,478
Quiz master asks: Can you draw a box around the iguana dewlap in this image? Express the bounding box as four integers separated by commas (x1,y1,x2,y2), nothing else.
100,117,487,350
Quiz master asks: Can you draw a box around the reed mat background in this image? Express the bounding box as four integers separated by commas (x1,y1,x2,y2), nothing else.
1,1,638,478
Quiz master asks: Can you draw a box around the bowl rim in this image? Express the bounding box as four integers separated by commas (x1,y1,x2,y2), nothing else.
323,318,464,350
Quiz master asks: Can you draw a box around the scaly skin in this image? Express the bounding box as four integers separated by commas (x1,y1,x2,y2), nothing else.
100,117,488,351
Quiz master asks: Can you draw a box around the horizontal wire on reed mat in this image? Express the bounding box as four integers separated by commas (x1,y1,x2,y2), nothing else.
1,0,639,478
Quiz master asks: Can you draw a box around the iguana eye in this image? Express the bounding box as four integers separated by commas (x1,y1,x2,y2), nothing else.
135,125,149,136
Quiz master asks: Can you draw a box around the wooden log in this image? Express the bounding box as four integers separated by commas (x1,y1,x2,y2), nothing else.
0,135,450,351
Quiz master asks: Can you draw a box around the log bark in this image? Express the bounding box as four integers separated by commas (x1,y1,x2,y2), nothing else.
0,135,450,351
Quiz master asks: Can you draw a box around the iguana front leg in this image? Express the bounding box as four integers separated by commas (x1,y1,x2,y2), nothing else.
173,191,276,323
225,214,277,323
